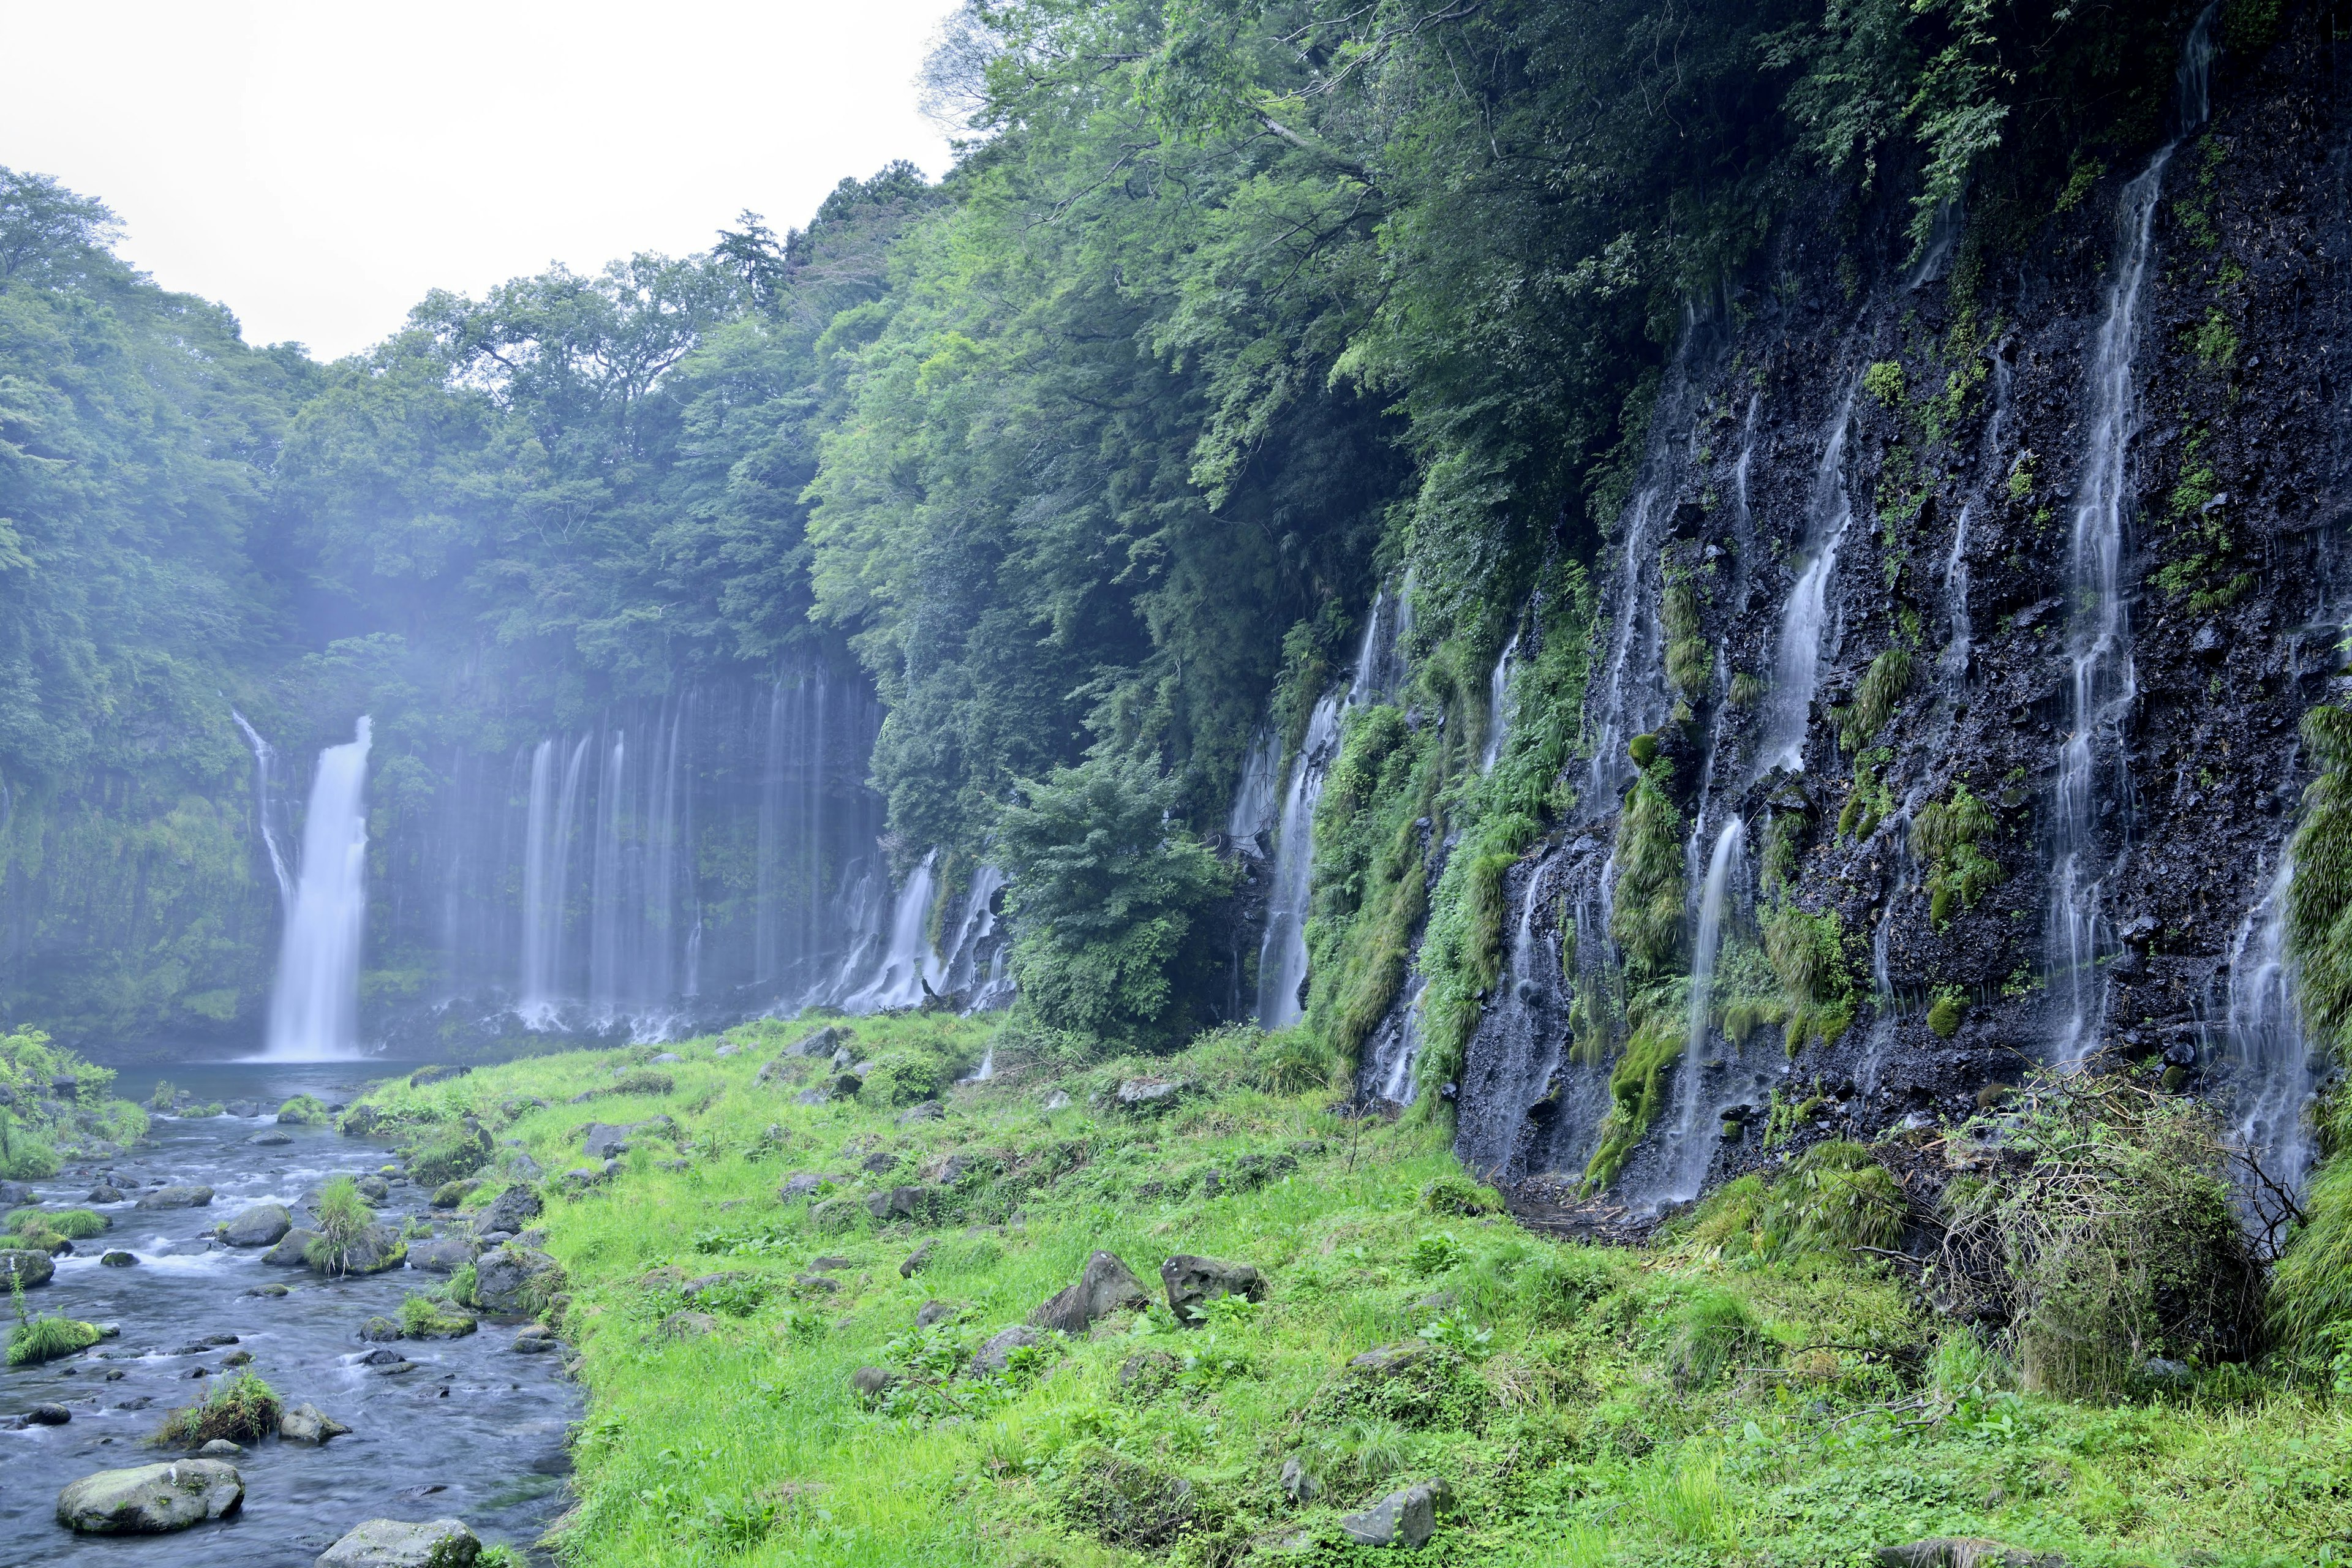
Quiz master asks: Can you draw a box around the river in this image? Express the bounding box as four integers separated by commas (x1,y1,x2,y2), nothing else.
2,1061,578,1565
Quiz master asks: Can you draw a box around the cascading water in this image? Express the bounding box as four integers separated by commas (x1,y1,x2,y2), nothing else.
232,709,295,913
2221,856,2316,1227
1226,728,1283,850
1255,690,1344,1028
1651,818,1746,1206
1757,380,1861,777
1480,636,1518,774
2048,43,2206,1062
939,862,1014,1010
841,850,942,1011
262,717,373,1060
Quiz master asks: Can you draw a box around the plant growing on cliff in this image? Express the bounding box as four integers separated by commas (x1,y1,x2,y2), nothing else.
1837,647,1912,753
1762,903,1856,1051
1662,576,1710,698
1913,782,2003,927
1609,757,1686,980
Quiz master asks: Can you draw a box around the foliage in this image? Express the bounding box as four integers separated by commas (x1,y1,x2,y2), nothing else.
1762,902,1858,1051
6,1311,99,1365
304,1175,375,1277
1915,782,2004,928
1608,761,1686,980
156,1370,282,1445
275,1095,330,1125
1838,646,1912,753
2290,706,2352,1058
399,1291,478,1338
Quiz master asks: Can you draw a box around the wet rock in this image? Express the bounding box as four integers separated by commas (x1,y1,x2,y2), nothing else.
969,1324,1041,1375
661,1310,720,1338
511,1325,560,1354
87,1186,124,1204
1348,1342,1430,1376
27,1401,70,1424
314,1224,406,1276
222,1349,253,1366
358,1316,404,1342
1340,1478,1449,1548
0,1180,34,1207
850,1366,901,1403
245,1283,290,1298
1160,1254,1266,1323
135,1185,214,1210
263,1227,320,1267
316,1517,481,1567
1031,1250,1150,1335
100,1250,137,1267
225,1100,257,1118
248,1130,293,1147
430,1179,480,1210
896,1101,943,1125
900,1239,935,1278
217,1202,293,1248
478,1184,543,1237
0,1247,55,1287
407,1236,478,1274
279,1401,353,1445
56,1459,244,1534
579,1123,633,1161
472,1246,566,1318
1875,1542,2067,1568
198,1439,242,1457
864,1185,947,1226
356,1176,390,1202
1114,1077,1188,1111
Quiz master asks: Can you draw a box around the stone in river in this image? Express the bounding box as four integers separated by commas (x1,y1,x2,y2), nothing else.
100,1250,137,1267
248,1130,293,1147
406,1235,478,1273
135,1185,214,1209
315,1517,481,1567
279,1402,351,1443
27,1402,70,1425
217,1202,293,1248
263,1228,320,1267
0,1248,56,1286
55,1459,244,1534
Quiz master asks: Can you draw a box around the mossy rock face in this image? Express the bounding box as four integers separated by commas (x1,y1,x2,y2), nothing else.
55,1459,244,1534
472,1246,565,1319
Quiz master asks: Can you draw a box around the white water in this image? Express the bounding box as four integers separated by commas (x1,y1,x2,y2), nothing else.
516,737,588,1027
1226,727,1284,849
2222,856,2316,1223
262,717,373,1060
1757,380,1860,776
841,850,943,1011
1656,818,1745,1205
231,709,295,914
2048,148,2176,1064
1480,635,1519,774
1255,688,1345,1027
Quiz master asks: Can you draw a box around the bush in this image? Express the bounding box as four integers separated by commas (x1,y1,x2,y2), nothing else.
1053,1446,1199,1549
1913,783,2002,928
1422,1174,1502,1217
6,1313,100,1365
0,1133,59,1181
276,1095,330,1125
406,1121,492,1186
306,1175,375,1277
859,1052,941,1107
156,1371,282,1444
1758,1141,1906,1259
612,1068,675,1097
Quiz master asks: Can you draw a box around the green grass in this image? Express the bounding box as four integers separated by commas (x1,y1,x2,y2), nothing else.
6,1313,100,1365
340,1014,2352,1567
156,1370,282,1444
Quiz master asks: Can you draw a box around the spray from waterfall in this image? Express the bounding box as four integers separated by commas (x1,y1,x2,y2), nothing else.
262,717,372,1060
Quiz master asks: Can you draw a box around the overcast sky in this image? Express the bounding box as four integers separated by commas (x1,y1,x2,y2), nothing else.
0,1,959,359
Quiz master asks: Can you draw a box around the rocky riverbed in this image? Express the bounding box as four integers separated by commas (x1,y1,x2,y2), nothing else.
2,1062,578,1564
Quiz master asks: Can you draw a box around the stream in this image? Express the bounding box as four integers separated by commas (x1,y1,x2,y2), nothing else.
2,1061,579,1566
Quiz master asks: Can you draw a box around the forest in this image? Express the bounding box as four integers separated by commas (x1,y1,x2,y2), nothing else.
8,0,2352,1561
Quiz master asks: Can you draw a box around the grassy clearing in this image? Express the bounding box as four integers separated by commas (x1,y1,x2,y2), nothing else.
347,1017,2351,1567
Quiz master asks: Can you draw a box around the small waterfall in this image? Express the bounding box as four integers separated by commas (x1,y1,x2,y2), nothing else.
1859,788,1926,1096
842,851,942,1011
1349,579,1415,707
262,717,373,1060
2223,857,2316,1226
231,709,295,914
1226,728,1283,851
1653,818,1746,1205
2048,148,2177,1064
1942,507,1973,690
587,733,628,1016
939,863,1014,1009
1479,636,1519,774
1254,689,1345,1028
517,736,589,1027
1757,380,1861,777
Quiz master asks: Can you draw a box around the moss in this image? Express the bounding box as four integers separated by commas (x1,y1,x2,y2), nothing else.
1608,765,1684,980
1422,1174,1502,1216
1837,647,1912,754
1762,903,1856,1052
5,1313,100,1365
276,1095,330,1125
1758,810,1802,895
1583,986,1686,1193
1303,701,1439,1075
1913,782,2003,929
1861,360,1905,407
1627,732,1659,768
399,1291,479,1338
1927,985,1966,1038
7,1207,105,1242
1728,670,1765,709
1662,579,1710,698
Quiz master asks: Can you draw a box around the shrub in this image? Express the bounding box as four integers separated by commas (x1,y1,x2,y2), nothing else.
406,1121,492,1186
1758,1141,1906,1259
859,1052,941,1107
156,1371,282,1444
1862,358,1905,405
149,1079,176,1111
1762,903,1856,1050
1608,766,1684,978
1913,783,2002,928
1668,1291,1770,1390
0,1134,59,1181
611,1068,675,1098
306,1175,375,1276
276,1095,330,1125
1938,1072,2261,1396
1421,1174,1501,1217
6,1313,100,1365
1838,646,1912,752
1306,1343,1489,1430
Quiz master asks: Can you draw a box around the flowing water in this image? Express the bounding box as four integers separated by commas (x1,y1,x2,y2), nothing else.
232,712,296,917
2221,857,2318,1227
1479,637,1518,775
1650,818,1746,1207
1756,381,1861,778
3,1062,578,1565
264,721,374,1062
1254,691,1345,1029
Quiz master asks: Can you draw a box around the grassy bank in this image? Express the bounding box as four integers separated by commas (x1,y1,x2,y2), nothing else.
348,1019,2350,1567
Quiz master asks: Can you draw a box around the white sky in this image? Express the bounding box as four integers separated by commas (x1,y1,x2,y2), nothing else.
0,1,960,359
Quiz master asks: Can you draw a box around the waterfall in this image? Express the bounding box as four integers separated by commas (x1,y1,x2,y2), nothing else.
1757,380,1861,777
1942,507,1973,689
1226,728,1283,851
939,863,1014,1010
1479,636,1518,775
2223,857,2316,1227
262,717,373,1060
230,709,295,914
1254,689,1345,1028
1652,818,1746,1205
517,736,589,1027
588,733,628,1017
842,851,941,1011
2048,147,2178,1065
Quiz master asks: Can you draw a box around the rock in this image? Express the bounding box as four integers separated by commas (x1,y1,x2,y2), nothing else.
1161,1254,1266,1322
198,1439,242,1457
356,1176,390,1202
1031,1250,1150,1335
225,1100,257,1117
808,1255,854,1272
579,1122,633,1160
409,1064,470,1088
478,1184,543,1236
358,1347,406,1366
315,1224,406,1276
316,1517,482,1567
101,1250,137,1267
900,1239,935,1278
1280,1457,1322,1504
650,1051,681,1065
359,1316,404,1342
430,1179,480,1209
714,1043,740,1057
0,1179,35,1206
135,1185,214,1209
1114,1077,1187,1110
1043,1091,1071,1110
407,1236,478,1273
789,1025,843,1058
850,1365,901,1402
55,1459,244,1534
778,1172,835,1200
793,1086,830,1106
808,1196,859,1233
246,1283,290,1298
472,1246,566,1317
218,1202,293,1248
223,1349,253,1366
263,1228,320,1267
28,1401,70,1424
1348,1342,1430,1376
1340,1478,1449,1549
860,1151,902,1175
1117,1348,1178,1393
661,1310,720,1338
794,1273,839,1293
87,1186,123,1203
558,1164,609,1192
896,1101,943,1125
916,1300,956,1328
512,1325,560,1354
248,1130,293,1147
505,1152,543,1182
970,1324,1042,1376
1875,1542,2068,1568
1,1248,56,1286
864,1185,947,1226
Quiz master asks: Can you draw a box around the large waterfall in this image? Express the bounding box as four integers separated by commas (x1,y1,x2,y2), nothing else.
262,717,374,1060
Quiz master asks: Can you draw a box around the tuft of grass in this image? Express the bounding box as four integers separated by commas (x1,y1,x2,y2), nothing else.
276,1094,331,1125
156,1370,282,1445
7,1313,100,1365
7,1207,106,1242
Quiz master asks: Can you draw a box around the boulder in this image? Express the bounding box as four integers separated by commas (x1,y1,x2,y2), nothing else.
101,1250,137,1267
1348,1342,1430,1376
505,1152,543,1182
316,1517,481,1568
248,1130,293,1147
714,1043,739,1058
356,1176,390,1202
860,1152,903,1175
430,1180,480,1210
55,1460,244,1534
970,1324,1042,1376
87,1185,124,1203
793,1087,830,1107
1,1248,56,1287
135,1185,214,1210
315,1224,405,1276
1114,1077,1188,1111
850,1365,901,1402
788,1025,843,1058
281,1403,353,1445
807,1196,859,1234
661,1310,720,1338
1876,1542,2068,1568
1280,1457,1322,1504
650,1051,681,1065
198,1439,242,1457
358,1316,404,1343
916,1300,957,1328
0,1179,36,1207
263,1227,321,1267
579,1123,633,1161
217,1203,293,1248
225,1100,257,1117
1031,1250,1150,1335
511,1325,561,1354
900,1239,935,1278
1161,1254,1267,1323
778,1172,835,1200
472,1246,566,1318
864,1185,947,1226
478,1185,543,1236
896,1101,943,1125
1340,1479,1449,1549
407,1236,478,1273
28,1401,70,1424
558,1164,609,1193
